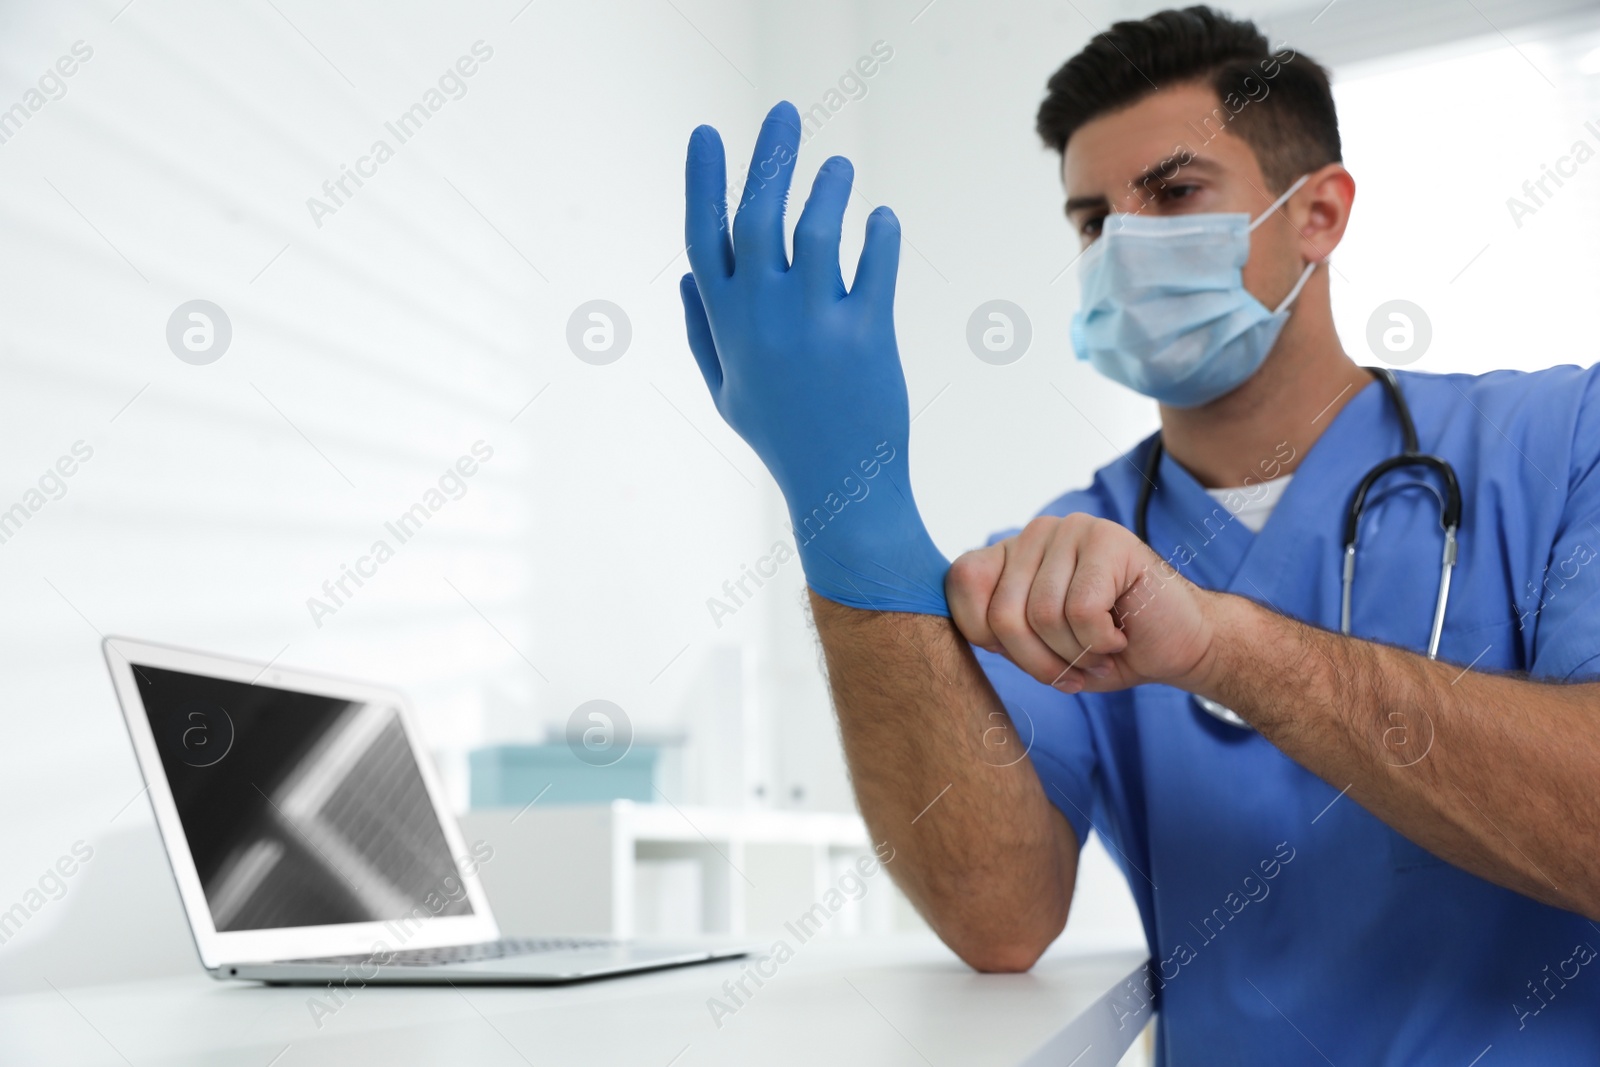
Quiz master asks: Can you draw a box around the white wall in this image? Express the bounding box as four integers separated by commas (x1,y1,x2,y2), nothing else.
0,0,774,956
1329,15,1600,377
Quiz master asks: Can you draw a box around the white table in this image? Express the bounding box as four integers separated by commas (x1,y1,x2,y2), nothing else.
0,936,1149,1066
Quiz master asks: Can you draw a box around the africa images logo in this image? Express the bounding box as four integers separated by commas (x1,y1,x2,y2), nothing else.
164,700,235,768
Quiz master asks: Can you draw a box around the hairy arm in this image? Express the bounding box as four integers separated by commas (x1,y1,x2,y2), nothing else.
808,592,1080,971
949,511,1600,920
675,106,1080,969
1201,594,1600,917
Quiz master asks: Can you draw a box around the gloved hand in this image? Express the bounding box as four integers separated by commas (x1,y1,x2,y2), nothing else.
679,101,949,615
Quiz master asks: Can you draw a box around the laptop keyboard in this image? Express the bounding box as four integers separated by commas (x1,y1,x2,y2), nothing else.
291,936,615,967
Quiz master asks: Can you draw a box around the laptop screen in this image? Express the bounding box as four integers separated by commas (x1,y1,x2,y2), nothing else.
129,663,474,932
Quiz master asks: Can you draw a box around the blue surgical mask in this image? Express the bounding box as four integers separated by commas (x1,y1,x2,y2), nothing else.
1070,174,1317,408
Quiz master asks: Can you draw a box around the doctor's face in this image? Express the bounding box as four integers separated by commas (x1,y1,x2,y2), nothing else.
1061,81,1315,305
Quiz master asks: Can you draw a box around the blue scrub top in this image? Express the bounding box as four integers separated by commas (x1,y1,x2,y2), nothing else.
976,366,1600,1065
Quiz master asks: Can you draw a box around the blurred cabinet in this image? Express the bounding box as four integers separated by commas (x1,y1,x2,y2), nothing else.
458,802,919,939
468,743,661,805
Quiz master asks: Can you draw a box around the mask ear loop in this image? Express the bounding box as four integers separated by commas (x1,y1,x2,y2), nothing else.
1244,173,1319,315
1246,172,1312,233
1273,260,1319,314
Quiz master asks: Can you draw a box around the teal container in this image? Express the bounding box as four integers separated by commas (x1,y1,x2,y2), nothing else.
469,743,659,808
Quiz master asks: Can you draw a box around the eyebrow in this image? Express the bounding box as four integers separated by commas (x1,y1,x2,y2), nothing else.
1063,154,1223,217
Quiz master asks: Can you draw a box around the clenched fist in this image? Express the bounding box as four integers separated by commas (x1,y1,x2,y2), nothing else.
946,513,1221,694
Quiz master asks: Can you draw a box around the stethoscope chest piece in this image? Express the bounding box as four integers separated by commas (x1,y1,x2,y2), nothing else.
1193,695,1251,731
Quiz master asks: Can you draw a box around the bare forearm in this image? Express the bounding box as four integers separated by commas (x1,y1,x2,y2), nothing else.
1203,593,1600,917
808,592,1077,970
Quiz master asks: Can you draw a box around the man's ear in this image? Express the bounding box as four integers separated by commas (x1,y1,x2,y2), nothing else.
1296,163,1355,261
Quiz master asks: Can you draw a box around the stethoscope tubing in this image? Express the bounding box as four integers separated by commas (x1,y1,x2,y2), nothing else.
1132,367,1463,730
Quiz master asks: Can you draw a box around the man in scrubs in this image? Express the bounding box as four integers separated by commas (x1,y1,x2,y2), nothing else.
678,6,1600,1061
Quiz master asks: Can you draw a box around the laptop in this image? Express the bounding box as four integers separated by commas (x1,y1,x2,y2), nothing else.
102,635,748,984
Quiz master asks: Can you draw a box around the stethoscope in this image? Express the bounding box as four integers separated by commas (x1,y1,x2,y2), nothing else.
1133,367,1462,731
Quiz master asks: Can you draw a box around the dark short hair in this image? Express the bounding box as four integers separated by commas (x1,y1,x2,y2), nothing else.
1035,6,1341,192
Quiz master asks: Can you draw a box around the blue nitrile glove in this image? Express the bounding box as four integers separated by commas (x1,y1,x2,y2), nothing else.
678,101,949,615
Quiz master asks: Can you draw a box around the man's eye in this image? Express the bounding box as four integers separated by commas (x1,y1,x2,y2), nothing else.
1161,183,1200,202
1080,214,1105,240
